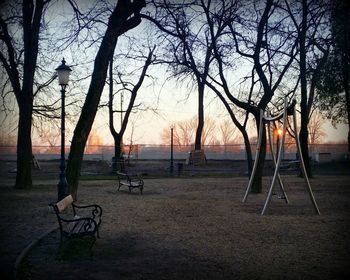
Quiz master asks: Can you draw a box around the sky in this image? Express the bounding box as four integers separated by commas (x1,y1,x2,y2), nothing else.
82,79,348,146
0,0,349,147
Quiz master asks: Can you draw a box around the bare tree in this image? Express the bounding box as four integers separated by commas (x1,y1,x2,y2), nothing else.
108,45,155,171
220,119,239,147
141,0,217,152
66,0,146,199
201,117,218,146
285,0,331,176
162,117,196,147
161,115,218,147
203,0,299,191
315,0,350,154
0,0,56,189
308,111,327,146
143,1,303,189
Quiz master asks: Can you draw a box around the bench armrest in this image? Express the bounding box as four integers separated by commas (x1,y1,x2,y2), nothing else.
72,203,103,223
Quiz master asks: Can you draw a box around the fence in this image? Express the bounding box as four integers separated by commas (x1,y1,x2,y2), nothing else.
0,143,348,162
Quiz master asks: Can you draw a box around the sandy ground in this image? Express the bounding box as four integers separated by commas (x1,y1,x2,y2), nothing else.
0,161,350,279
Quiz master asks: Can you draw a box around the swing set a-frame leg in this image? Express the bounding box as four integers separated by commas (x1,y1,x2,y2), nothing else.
267,120,289,205
262,103,288,215
243,98,320,215
293,108,321,215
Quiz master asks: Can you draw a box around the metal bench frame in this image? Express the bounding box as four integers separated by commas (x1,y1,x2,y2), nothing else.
116,171,144,194
50,195,102,244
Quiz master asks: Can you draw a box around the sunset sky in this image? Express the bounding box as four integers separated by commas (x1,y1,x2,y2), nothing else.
0,1,348,148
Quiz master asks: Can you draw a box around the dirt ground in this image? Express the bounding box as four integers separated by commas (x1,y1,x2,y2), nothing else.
0,160,350,279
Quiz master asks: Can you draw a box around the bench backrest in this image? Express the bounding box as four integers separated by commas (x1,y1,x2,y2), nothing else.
55,194,74,213
117,171,129,181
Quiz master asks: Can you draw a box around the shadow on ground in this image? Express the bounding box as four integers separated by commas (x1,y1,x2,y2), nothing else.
24,231,240,280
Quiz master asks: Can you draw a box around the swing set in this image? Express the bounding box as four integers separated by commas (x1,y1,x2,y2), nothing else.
242,98,320,215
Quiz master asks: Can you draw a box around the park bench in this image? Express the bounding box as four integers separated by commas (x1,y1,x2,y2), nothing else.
50,195,102,244
116,171,144,194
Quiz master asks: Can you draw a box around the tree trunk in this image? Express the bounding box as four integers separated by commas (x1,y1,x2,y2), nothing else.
299,91,312,177
251,117,266,193
242,131,253,176
341,37,350,155
15,98,33,189
298,0,312,177
194,83,204,150
236,120,253,175
11,0,45,189
113,135,123,172
299,122,312,174
66,40,118,199
66,2,145,200
345,85,350,155
108,58,123,172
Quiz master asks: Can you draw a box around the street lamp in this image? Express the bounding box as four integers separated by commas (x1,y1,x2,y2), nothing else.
55,58,72,201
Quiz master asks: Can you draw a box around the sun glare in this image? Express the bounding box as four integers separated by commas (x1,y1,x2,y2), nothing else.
276,128,283,137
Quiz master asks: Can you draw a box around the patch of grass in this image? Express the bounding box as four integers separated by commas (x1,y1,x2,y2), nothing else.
56,236,96,261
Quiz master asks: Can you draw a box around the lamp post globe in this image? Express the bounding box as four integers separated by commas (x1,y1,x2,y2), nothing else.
55,58,72,201
56,58,72,87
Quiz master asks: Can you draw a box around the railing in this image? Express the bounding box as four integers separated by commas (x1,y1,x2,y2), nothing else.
0,143,348,161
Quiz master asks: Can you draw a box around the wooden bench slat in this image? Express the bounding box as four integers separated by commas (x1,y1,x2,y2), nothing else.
66,220,84,236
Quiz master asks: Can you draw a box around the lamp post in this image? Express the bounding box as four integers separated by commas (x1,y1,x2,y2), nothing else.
55,58,72,201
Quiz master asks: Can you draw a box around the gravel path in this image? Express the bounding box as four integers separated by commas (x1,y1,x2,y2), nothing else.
1,173,350,280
